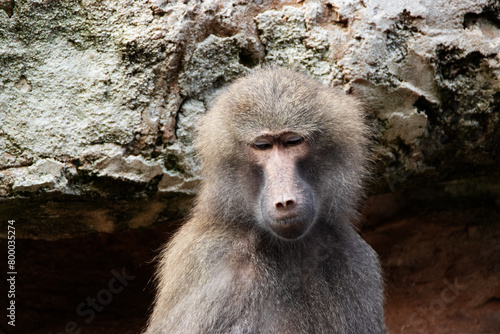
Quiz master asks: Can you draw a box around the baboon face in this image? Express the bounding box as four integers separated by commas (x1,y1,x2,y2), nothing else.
196,68,368,241
245,131,316,240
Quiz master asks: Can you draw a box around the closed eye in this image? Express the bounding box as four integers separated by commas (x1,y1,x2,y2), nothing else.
284,135,303,146
253,139,273,150
254,143,272,150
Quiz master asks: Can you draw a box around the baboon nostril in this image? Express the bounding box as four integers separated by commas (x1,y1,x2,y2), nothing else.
275,198,295,209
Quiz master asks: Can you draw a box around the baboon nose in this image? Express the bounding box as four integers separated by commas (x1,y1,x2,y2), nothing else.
274,197,296,209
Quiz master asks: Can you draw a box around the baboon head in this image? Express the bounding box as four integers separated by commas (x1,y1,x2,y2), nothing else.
195,67,369,240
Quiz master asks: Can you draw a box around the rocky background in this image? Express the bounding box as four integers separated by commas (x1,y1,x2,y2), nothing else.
0,0,499,333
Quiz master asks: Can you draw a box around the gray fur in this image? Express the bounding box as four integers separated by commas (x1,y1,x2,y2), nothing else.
145,67,386,334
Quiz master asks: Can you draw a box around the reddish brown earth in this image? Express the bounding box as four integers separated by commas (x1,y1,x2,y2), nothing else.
364,191,500,334
0,188,499,334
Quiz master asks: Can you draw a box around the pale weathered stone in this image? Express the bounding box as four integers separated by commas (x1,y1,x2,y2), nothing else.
385,111,428,144
0,0,498,235
95,154,164,183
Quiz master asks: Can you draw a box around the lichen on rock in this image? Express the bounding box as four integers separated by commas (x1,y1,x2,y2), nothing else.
0,0,499,235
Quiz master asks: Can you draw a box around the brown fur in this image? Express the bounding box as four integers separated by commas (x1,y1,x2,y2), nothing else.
145,67,385,334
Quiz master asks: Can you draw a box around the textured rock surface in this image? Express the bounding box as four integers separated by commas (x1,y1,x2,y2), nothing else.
1,0,499,230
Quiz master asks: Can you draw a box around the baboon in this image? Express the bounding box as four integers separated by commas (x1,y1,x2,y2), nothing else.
145,68,386,334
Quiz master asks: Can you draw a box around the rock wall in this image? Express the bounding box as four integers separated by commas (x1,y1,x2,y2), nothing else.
1,0,499,236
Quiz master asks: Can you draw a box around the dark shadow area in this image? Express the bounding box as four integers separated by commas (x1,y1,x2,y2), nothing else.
363,182,500,333
0,223,181,334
